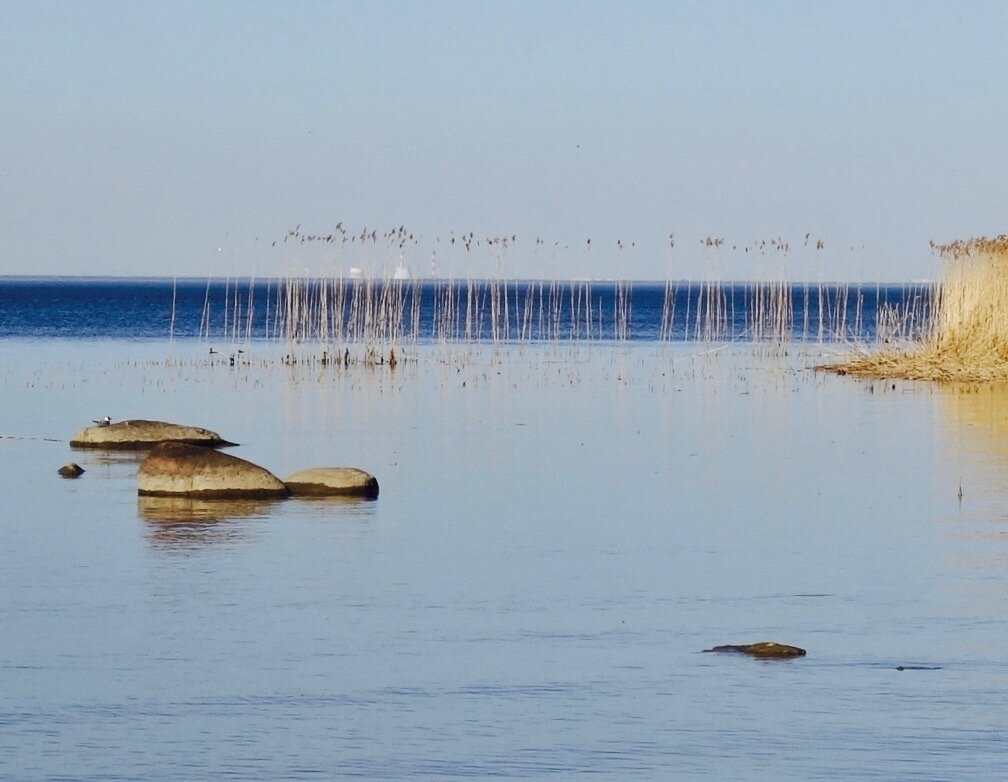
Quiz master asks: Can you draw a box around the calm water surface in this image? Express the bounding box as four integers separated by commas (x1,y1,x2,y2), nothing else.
3,338,1008,779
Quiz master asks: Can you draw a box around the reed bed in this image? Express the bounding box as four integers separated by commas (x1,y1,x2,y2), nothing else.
178,226,939,364
824,237,1008,382
193,276,921,354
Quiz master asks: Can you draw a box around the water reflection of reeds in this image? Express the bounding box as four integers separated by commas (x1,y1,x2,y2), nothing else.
936,382,1008,597
940,383,1008,465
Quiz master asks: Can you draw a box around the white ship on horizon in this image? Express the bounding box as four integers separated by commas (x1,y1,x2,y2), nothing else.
393,254,411,280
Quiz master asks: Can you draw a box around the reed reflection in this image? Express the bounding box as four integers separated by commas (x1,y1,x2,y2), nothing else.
939,382,1008,465
935,382,1008,594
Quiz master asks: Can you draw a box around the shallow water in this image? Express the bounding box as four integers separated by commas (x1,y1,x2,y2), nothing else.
3,339,1008,779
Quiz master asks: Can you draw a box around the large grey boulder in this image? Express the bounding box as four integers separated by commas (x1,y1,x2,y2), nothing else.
138,442,288,499
284,467,379,498
71,419,235,450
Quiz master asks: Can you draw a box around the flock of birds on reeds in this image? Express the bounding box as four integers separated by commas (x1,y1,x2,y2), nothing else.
270,223,837,261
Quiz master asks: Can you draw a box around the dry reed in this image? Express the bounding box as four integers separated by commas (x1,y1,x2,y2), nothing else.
823,237,1008,381
183,226,946,366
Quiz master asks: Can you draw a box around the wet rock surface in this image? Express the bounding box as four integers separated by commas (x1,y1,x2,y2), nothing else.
703,642,807,659
138,442,288,499
283,467,380,498
57,462,84,478
71,419,235,450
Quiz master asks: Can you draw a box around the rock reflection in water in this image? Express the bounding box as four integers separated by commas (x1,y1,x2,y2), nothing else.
289,494,378,508
138,496,281,547
90,450,148,467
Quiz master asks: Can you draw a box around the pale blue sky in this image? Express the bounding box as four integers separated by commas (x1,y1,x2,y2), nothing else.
2,1,1007,280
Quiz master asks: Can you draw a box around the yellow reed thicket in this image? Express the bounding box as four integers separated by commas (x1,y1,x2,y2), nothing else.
825,236,1008,381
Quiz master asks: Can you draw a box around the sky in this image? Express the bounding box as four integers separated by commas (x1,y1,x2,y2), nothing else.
2,0,1007,281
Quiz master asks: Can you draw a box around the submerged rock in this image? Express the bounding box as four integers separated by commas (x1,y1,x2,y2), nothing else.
57,462,85,478
70,419,235,450
138,442,288,499
283,467,379,498
703,642,806,659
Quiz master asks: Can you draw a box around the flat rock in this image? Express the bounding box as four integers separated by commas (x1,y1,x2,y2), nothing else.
703,642,806,659
284,467,379,498
138,442,288,499
71,419,235,450
57,462,84,478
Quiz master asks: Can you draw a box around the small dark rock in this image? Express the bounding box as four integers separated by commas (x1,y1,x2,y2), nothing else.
58,463,85,478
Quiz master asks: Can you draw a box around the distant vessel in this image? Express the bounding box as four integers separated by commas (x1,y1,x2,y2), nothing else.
348,267,364,280
393,254,411,280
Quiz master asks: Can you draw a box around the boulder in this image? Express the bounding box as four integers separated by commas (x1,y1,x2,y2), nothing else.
57,462,85,478
138,442,289,499
284,467,380,498
703,642,806,659
70,419,235,450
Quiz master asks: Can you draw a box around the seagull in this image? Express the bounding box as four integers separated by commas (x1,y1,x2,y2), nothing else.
93,416,111,427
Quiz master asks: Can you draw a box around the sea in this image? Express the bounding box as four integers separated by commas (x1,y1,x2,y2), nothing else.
3,277,1008,780
0,277,929,343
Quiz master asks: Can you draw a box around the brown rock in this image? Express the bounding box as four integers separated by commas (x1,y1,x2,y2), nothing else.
283,467,379,498
703,642,806,659
138,442,288,499
70,419,235,450
57,462,85,478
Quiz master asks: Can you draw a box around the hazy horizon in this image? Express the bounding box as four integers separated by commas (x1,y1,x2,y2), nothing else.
0,270,938,285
